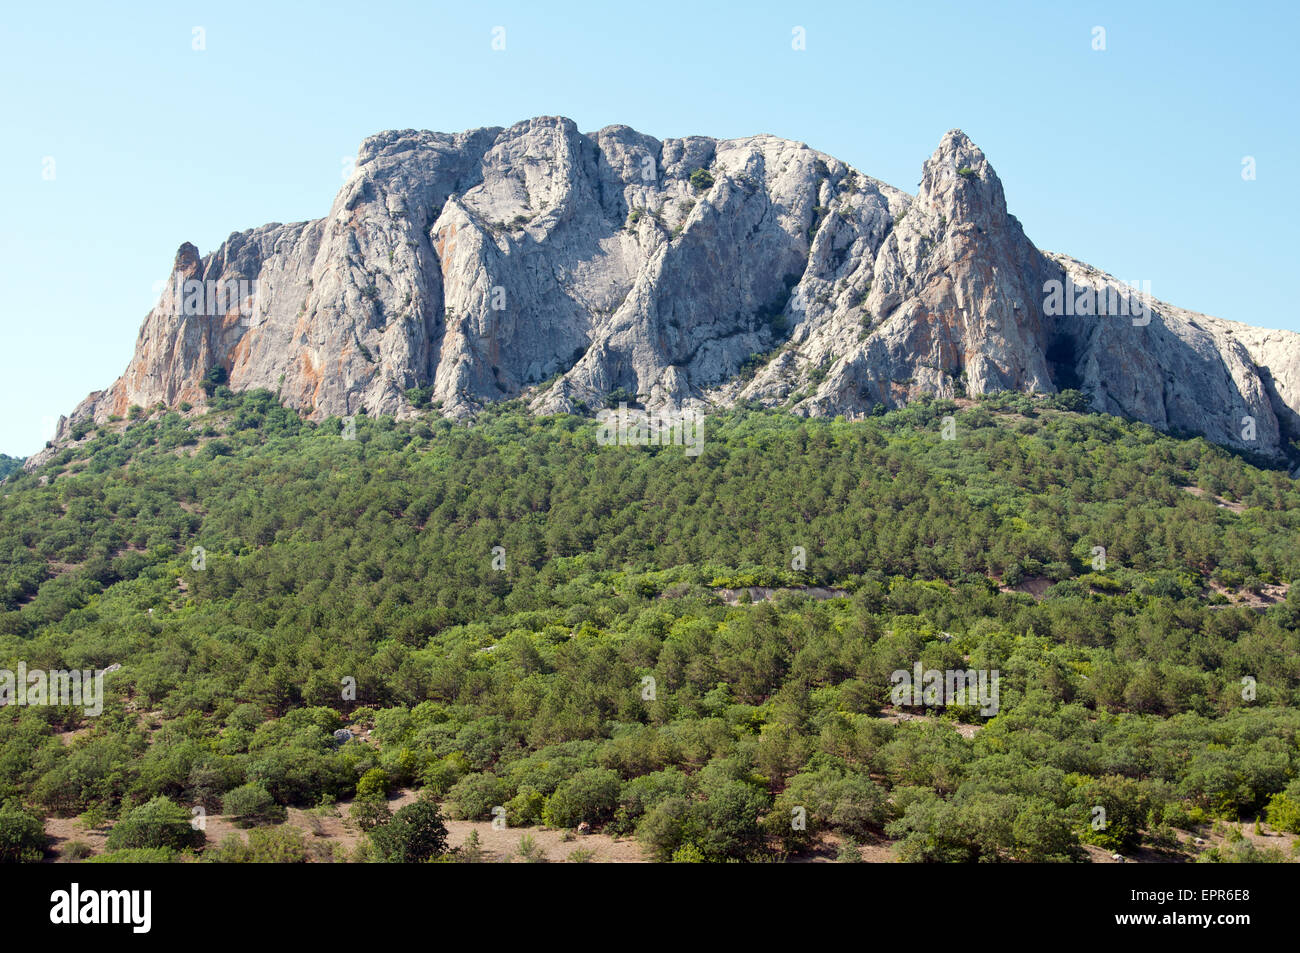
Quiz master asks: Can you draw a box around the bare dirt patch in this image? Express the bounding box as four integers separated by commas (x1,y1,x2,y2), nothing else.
54,725,91,747
442,818,645,862
880,706,982,739
791,832,897,863
1204,580,1289,610
44,816,109,862
996,575,1052,600
1081,819,1298,863
714,585,849,606
1182,485,1247,513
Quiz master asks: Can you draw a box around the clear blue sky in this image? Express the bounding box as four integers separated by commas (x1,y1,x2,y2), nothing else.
1,0,1295,456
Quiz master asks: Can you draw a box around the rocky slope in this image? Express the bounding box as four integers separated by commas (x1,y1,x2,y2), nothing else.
38,116,1300,465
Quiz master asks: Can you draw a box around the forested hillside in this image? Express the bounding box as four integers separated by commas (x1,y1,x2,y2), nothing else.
0,456,22,482
3,388,1300,863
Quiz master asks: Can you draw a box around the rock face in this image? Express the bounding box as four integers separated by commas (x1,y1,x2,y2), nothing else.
42,116,1300,464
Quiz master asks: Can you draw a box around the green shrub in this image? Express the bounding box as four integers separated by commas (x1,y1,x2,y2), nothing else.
771,767,891,849
418,756,465,797
1265,792,1300,834
356,768,390,801
200,365,228,396
369,798,449,863
612,769,690,835
349,796,391,832
212,826,308,863
637,797,701,862
221,783,285,828
1197,839,1287,863
106,797,204,852
689,168,715,192
405,386,433,409
0,804,48,863
63,840,93,861
671,843,705,863
514,833,546,863
541,769,621,829
695,780,768,861
505,786,546,827
454,829,486,863
836,837,864,862
447,773,505,821
88,848,179,863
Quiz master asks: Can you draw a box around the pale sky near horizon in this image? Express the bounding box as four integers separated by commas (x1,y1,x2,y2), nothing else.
1,0,1296,456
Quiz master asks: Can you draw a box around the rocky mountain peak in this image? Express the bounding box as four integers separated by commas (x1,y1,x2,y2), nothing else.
918,129,1010,231
173,241,202,273
32,118,1300,469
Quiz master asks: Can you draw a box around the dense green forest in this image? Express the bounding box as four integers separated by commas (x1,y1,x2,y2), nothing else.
0,455,22,482
2,386,1300,863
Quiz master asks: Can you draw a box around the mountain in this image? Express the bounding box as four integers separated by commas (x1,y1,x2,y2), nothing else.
36,117,1300,465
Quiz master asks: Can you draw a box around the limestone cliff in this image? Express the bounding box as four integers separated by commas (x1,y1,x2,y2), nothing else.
40,117,1300,466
